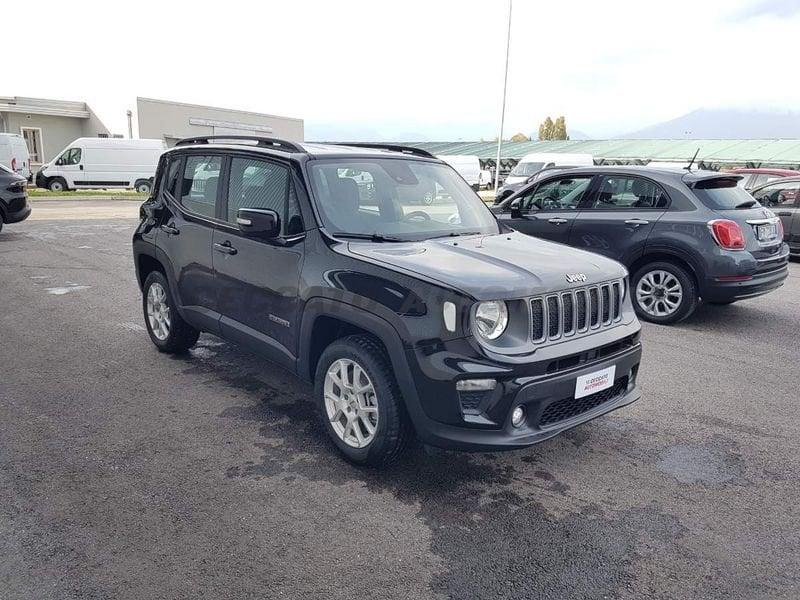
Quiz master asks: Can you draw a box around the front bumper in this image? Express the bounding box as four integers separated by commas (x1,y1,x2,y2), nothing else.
399,322,643,451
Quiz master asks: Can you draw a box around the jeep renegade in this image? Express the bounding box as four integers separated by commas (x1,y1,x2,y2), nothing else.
133,137,642,465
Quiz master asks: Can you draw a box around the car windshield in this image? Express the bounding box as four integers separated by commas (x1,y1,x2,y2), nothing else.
692,177,762,210
308,158,500,240
0,163,12,175
509,161,545,177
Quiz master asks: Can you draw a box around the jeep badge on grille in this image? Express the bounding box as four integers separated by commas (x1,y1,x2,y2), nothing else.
566,273,587,283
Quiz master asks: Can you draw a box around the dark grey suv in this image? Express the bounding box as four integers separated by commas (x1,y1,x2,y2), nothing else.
492,166,790,324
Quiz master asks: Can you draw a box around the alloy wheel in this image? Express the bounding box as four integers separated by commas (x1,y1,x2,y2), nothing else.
146,282,171,340
323,358,379,448
636,269,683,317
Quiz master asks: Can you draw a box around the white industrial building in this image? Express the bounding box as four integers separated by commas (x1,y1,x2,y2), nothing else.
136,97,304,146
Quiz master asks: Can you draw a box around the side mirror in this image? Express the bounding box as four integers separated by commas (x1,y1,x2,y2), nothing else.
237,208,280,239
510,198,523,218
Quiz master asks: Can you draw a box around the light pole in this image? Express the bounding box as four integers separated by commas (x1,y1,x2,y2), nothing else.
126,110,133,139
494,0,512,193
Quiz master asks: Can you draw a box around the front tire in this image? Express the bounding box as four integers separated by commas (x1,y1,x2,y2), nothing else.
135,179,152,194
632,261,698,324
142,271,199,353
48,178,67,192
314,335,411,466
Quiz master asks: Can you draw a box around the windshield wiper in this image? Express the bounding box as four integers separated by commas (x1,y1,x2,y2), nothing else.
332,232,408,243
734,200,758,209
427,231,482,240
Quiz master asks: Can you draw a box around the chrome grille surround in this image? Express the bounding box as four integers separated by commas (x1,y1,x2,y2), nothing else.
530,279,624,344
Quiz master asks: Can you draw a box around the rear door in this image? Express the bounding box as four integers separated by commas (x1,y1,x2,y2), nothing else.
155,153,223,333
751,180,800,245
496,174,594,244
212,154,305,368
568,174,669,265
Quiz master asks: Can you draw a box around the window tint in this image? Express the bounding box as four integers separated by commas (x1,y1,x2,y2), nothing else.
520,177,592,211
180,156,222,218
752,180,800,208
226,158,293,231
591,176,669,209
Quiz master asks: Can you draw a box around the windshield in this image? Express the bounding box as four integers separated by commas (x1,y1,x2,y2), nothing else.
692,177,761,210
308,158,499,240
509,161,545,177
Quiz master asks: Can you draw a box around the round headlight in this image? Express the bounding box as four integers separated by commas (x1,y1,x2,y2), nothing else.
474,301,509,340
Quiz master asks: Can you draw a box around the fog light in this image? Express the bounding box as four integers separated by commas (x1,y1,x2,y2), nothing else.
511,406,526,428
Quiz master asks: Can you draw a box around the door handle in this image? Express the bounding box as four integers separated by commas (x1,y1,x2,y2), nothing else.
79,165,84,170
625,218,650,227
548,217,568,225
214,241,238,256
160,224,179,235
775,211,791,216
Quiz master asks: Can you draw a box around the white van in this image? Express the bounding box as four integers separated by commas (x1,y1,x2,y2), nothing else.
437,155,482,190
35,138,166,193
504,152,594,185
0,133,32,181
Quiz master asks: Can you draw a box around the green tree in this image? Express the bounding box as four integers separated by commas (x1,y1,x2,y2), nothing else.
552,116,568,140
538,116,554,141
510,132,530,142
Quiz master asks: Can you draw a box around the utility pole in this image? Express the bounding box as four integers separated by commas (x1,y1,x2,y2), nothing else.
494,0,512,193
126,110,133,139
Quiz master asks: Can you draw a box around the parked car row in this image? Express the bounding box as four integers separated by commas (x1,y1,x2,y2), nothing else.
490,165,790,323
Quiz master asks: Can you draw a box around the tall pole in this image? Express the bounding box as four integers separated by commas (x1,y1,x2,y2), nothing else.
126,110,133,139
494,0,512,193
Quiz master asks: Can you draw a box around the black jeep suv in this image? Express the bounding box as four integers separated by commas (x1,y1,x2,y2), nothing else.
492,166,790,324
133,137,642,465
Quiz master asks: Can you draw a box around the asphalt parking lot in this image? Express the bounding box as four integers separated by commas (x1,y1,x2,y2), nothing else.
1,201,799,600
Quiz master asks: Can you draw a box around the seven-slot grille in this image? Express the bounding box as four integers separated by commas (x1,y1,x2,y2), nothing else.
530,280,624,343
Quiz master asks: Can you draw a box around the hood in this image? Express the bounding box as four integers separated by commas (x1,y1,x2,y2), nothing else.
348,231,627,301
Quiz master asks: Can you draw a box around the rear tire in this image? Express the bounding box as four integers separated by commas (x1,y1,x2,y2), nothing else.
142,271,199,353
134,179,152,194
314,335,411,466
631,261,698,325
48,178,67,193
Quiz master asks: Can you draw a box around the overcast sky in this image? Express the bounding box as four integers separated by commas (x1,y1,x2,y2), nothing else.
6,0,799,140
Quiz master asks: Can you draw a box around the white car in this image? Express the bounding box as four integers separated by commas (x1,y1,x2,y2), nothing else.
35,137,166,193
503,152,594,186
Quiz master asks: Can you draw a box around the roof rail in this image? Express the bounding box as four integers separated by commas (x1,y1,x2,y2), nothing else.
175,135,305,153
332,142,435,159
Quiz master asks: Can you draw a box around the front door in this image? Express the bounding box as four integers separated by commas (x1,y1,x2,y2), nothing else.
52,147,84,187
156,153,222,333
568,174,668,265
213,155,305,368
496,174,594,243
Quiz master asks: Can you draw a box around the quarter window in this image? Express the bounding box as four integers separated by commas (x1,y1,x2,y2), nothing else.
162,156,182,198
180,156,222,218
520,177,592,211
591,176,669,209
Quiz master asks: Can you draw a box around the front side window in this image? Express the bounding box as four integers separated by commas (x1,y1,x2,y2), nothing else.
308,158,499,240
57,148,81,166
752,180,800,208
180,155,222,218
591,176,669,209
226,157,301,234
520,176,592,211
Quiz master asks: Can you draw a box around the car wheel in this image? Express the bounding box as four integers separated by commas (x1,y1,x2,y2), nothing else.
631,261,697,325
315,335,411,466
142,271,199,353
135,180,152,194
48,178,67,192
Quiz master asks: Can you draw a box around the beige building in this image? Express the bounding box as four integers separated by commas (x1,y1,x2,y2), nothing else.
0,96,111,168
136,97,304,146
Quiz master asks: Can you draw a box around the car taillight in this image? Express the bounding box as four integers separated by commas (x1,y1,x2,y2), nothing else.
708,219,745,250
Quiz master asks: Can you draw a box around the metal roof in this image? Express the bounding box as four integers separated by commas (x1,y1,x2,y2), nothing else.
403,139,800,167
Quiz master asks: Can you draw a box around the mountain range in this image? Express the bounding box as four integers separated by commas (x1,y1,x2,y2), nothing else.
617,108,800,139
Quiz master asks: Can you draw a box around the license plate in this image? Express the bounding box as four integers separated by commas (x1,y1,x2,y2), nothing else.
575,365,616,399
756,223,777,241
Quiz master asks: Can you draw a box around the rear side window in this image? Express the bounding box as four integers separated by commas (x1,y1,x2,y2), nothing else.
180,156,222,218
692,178,759,210
751,180,800,208
591,176,669,209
